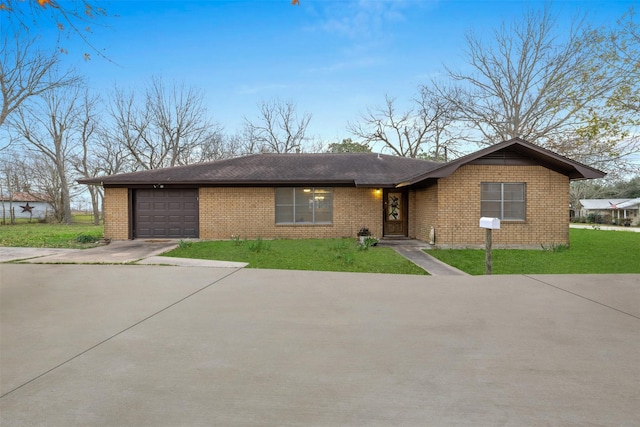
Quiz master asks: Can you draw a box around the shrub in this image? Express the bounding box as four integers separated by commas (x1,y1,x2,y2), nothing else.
178,239,192,250
248,237,268,253
586,213,602,224
75,234,99,244
541,242,568,252
358,236,379,250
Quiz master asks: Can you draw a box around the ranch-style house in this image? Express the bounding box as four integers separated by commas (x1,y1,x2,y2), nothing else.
79,138,606,248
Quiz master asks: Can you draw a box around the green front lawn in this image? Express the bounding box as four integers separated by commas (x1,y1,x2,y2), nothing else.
163,238,428,275
2,223,637,275
427,228,640,275
0,222,104,248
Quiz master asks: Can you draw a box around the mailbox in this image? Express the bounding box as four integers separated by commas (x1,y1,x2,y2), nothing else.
479,217,501,229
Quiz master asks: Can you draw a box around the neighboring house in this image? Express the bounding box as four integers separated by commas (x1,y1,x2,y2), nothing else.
578,198,640,225
0,192,52,221
78,138,606,248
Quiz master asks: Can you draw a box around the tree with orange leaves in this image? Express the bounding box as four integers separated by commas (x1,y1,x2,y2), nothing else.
0,0,109,61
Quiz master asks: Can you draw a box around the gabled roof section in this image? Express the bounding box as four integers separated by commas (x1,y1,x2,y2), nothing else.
78,153,443,187
400,138,606,186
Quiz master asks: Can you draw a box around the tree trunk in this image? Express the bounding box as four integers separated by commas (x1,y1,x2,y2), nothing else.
89,186,100,225
56,160,73,224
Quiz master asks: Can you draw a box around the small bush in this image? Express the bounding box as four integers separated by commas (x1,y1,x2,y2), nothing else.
178,239,193,250
75,234,98,244
586,213,602,224
541,243,568,252
357,237,379,250
248,237,268,253
332,240,356,264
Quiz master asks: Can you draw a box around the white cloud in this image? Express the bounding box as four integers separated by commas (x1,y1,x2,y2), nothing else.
313,0,410,39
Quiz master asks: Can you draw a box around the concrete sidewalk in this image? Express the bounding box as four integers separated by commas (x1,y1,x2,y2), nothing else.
379,239,468,276
1,265,638,426
0,241,247,268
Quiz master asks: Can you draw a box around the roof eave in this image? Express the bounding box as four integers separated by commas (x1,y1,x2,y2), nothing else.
404,138,607,184
80,179,362,187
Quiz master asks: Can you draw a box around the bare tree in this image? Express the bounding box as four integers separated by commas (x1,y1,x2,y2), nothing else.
10,80,83,224
416,84,466,161
107,77,218,170
243,98,312,153
105,85,148,170
438,6,619,146
0,31,78,136
347,89,460,159
195,131,241,162
71,89,102,225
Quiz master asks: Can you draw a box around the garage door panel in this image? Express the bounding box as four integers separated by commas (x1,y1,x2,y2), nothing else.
134,189,199,238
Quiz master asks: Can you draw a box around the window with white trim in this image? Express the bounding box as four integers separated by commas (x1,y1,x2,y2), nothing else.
275,187,333,224
481,182,526,220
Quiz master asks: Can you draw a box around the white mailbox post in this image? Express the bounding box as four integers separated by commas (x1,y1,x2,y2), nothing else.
479,217,500,275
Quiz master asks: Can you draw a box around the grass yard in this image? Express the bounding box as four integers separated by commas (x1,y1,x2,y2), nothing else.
427,228,640,275
0,220,104,249
1,223,637,275
163,238,428,275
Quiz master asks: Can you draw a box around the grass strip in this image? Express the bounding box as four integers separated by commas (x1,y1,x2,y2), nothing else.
0,222,104,249
427,228,640,275
163,238,428,275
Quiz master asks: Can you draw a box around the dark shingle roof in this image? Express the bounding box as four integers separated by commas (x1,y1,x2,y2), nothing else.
78,139,606,187
401,137,606,183
78,153,443,187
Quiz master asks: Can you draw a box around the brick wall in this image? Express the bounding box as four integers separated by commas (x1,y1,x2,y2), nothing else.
103,164,569,246
199,187,383,240
420,164,569,248
103,187,129,240
413,184,438,242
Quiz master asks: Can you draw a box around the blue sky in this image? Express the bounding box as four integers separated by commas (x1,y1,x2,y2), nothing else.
21,0,640,146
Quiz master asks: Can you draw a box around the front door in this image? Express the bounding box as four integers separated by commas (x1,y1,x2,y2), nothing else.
383,189,408,236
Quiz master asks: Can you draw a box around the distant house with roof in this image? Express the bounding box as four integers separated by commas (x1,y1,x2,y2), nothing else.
578,198,640,226
0,192,52,222
78,138,606,248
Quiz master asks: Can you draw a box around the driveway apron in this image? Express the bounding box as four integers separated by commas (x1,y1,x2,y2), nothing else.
1,265,638,426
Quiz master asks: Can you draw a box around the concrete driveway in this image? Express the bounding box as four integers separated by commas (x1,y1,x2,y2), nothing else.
1,264,638,426
0,240,247,268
